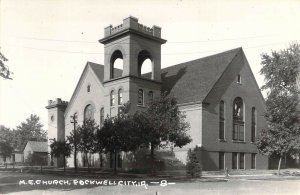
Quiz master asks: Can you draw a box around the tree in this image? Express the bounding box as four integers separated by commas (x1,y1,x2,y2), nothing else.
0,141,13,168
15,114,47,150
186,147,202,178
0,125,14,168
256,43,300,176
66,125,80,172
77,119,99,172
96,104,141,174
0,51,12,80
50,139,72,172
0,125,14,143
133,93,192,166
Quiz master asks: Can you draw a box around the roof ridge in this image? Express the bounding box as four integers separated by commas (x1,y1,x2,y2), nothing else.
162,47,242,71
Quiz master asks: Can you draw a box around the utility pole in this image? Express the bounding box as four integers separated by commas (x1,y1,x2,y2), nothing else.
70,114,78,172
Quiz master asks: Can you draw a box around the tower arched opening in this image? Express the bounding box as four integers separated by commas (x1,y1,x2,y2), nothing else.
110,50,123,79
138,50,153,79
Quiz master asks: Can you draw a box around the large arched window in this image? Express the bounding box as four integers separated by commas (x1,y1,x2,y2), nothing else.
100,107,104,127
233,97,244,141
84,104,94,121
138,89,144,105
251,107,256,142
110,50,123,79
110,90,115,106
118,89,123,105
219,101,225,140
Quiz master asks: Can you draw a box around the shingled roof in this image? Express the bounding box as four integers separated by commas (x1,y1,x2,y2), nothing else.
88,62,105,83
89,62,123,82
86,48,242,104
161,48,241,104
25,141,48,153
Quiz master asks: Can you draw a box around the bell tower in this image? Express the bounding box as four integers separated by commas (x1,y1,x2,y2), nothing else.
99,16,167,116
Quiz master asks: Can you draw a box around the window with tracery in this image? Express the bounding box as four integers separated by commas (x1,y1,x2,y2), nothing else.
233,97,244,141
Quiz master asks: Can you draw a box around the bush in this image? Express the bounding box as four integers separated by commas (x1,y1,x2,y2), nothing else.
186,147,202,178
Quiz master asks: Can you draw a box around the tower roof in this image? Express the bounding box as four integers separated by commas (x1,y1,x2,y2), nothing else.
99,16,166,44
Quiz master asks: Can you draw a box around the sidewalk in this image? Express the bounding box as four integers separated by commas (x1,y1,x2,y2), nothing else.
1,166,300,181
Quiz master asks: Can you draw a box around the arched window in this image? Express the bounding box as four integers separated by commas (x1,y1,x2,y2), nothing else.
118,89,123,105
251,107,256,142
148,91,154,102
233,97,244,141
219,101,225,140
84,104,94,121
237,74,242,83
110,90,115,106
138,89,144,105
87,85,91,93
100,107,104,127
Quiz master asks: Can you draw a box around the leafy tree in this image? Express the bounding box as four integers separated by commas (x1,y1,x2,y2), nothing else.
50,139,72,172
97,105,140,174
0,51,12,80
66,125,80,172
77,119,99,172
0,125,14,143
186,147,202,178
256,43,300,176
15,114,47,150
0,141,13,168
133,93,192,165
0,125,14,168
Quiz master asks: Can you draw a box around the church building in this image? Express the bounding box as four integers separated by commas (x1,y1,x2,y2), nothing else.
46,16,268,171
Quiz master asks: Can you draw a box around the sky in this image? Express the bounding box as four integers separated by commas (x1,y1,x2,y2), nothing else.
0,0,300,129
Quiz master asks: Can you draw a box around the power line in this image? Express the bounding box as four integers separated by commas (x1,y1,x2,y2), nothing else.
21,41,297,56
168,35,274,43
18,34,275,44
19,36,96,44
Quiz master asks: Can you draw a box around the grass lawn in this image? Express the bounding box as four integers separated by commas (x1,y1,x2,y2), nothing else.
1,169,300,194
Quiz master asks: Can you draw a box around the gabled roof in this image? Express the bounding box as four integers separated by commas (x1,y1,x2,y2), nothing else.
64,62,105,116
66,48,243,109
25,141,48,153
89,62,123,81
161,48,242,104
88,62,105,83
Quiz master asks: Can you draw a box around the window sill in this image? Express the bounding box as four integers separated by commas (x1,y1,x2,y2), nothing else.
232,140,246,144
219,139,227,142
137,104,146,108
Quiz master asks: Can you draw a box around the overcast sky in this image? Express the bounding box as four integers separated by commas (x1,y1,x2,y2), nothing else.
1,0,300,129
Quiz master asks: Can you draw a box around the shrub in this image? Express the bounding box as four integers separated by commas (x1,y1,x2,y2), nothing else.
186,147,202,178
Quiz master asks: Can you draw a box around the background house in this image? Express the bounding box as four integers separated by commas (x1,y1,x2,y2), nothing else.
23,141,48,166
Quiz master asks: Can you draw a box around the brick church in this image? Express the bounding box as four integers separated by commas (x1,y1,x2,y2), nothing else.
46,16,268,171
